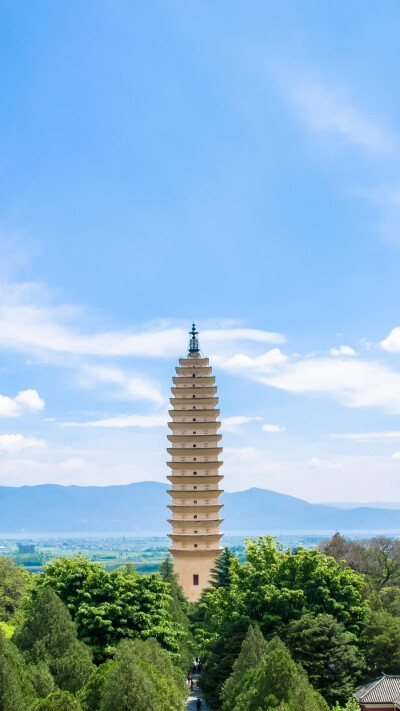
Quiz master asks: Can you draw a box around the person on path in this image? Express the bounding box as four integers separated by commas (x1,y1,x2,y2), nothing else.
190,680,194,692
196,699,202,711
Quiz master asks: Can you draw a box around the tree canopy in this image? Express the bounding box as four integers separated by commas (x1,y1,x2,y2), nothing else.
14,587,94,694
35,556,180,661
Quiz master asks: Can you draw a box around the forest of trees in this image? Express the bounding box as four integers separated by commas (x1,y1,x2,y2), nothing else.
1,533,400,710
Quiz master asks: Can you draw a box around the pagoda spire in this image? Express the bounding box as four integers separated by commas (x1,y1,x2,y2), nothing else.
188,322,200,356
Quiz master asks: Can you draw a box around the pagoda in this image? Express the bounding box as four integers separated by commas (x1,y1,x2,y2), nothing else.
167,323,224,601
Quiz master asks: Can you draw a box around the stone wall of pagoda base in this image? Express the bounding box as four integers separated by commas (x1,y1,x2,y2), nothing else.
172,549,220,602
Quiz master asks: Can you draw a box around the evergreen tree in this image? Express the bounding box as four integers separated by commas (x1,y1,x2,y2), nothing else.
27,661,55,698
101,639,185,711
14,587,94,694
210,548,236,590
159,555,193,670
78,661,113,711
360,610,400,674
0,629,36,711
200,621,249,710
232,637,328,711
221,625,267,710
285,612,363,705
34,689,82,710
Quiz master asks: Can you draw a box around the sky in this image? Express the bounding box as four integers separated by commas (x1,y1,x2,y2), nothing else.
1,1,400,502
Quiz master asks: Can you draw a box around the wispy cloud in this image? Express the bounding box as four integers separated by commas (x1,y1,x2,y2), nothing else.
308,457,343,470
63,414,167,428
262,424,285,433
332,431,400,441
330,345,356,356
290,79,394,153
0,389,44,417
0,434,47,455
79,365,165,406
221,416,262,433
0,283,285,360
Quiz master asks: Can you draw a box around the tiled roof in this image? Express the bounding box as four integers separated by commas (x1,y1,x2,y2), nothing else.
355,676,400,704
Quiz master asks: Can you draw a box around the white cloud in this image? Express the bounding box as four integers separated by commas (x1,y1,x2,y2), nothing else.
60,457,89,469
381,326,400,352
0,389,44,417
308,457,343,470
79,366,164,406
392,452,400,460
260,356,400,413
63,414,167,428
291,80,393,153
223,348,287,373
330,345,356,356
332,431,400,441
221,416,263,433
0,284,285,360
203,329,285,345
0,434,47,455
262,424,285,433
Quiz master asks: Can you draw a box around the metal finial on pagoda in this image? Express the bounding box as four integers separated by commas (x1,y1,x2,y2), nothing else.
188,322,200,355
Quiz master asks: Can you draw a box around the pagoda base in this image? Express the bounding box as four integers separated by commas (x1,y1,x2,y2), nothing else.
171,548,221,602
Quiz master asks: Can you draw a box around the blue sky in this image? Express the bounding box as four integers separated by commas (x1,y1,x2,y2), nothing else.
2,1,400,501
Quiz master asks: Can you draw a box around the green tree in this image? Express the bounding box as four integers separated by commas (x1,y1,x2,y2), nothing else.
159,555,193,670
221,624,267,710
14,587,94,694
360,610,400,674
285,612,363,705
101,639,186,711
35,557,179,661
332,699,360,711
200,620,249,710
27,662,55,698
78,661,113,711
202,537,366,641
0,557,31,621
232,636,328,711
210,548,236,590
34,689,82,710
0,629,36,711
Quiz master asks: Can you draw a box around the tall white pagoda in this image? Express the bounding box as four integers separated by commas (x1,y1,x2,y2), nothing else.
167,324,224,601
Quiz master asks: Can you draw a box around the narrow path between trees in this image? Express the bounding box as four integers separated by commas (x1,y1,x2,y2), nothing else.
185,673,211,711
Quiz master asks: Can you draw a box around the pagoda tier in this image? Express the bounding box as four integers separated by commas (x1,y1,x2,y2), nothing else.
167,324,224,601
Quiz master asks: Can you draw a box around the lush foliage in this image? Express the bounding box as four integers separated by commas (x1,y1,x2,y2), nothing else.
35,556,180,661
197,537,367,708
14,587,94,694
284,612,363,704
226,635,329,711
0,556,31,621
100,639,186,711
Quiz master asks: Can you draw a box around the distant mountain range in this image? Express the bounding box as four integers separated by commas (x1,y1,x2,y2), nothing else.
1,482,400,534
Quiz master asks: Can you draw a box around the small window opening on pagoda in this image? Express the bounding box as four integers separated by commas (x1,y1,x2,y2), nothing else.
193,574,199,585
193,418,196,421
193,431,196,434
194,529,198,533
193,444,196,448
192,394,196,398
193,500,197,504
193,471,197,475
194,515,198,519
193,486,197,490
192,374,195,378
